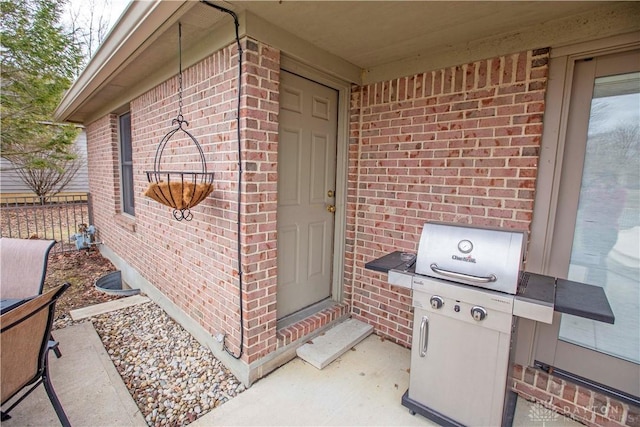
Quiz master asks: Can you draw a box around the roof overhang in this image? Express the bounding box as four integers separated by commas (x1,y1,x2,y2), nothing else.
55,1,640,124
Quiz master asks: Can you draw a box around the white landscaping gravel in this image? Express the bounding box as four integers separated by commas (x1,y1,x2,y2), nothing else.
90,301,245,426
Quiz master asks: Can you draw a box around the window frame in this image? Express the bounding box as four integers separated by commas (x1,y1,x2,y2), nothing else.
118,111,135,216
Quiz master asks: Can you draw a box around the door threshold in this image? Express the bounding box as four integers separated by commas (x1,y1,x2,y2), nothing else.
277,299,336,331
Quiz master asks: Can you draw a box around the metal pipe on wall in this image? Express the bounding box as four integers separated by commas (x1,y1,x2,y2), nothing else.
200,0,244,360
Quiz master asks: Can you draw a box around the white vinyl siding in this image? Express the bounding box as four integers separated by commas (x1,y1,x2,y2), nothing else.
0,130,89,195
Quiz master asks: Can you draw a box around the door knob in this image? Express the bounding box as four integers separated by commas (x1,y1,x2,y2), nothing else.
327,205,336,213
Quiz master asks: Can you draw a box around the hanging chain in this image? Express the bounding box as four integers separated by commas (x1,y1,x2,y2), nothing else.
176,22,185,124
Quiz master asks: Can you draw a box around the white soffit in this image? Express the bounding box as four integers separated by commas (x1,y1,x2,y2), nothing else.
232,1,608,69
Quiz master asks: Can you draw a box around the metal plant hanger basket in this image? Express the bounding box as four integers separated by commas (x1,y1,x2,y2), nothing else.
144,23,214,221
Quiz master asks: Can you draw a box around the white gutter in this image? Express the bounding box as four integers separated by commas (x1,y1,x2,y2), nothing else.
54,0,190,123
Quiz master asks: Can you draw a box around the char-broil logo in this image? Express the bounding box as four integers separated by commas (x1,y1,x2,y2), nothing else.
452,254,476,263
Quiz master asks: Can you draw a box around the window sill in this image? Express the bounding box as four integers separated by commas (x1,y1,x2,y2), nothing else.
114,213,136,232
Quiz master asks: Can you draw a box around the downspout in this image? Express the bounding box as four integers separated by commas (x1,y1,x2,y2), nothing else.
200,0,244,360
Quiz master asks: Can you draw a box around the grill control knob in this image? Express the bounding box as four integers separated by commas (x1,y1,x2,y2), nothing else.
430,296,444,309
471,306,487,321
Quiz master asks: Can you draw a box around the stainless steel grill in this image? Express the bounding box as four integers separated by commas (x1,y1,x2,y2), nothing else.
401,222,543,426
415,222,526,294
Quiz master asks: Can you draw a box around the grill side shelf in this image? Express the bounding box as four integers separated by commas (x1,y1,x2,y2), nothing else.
555,279,615,324
364,251,408,273
365,251,415,289
366,252,615,325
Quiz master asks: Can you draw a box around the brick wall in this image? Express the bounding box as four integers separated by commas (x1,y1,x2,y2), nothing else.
87,41,551,358
239,40,280,363
513,365,640,427
346,48,550,346
85,114,121,227
85,37,281,364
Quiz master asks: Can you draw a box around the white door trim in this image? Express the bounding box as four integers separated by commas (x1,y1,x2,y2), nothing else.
280,55,350,305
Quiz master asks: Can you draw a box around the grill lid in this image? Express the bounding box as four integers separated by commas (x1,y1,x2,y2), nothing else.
415,222,526,294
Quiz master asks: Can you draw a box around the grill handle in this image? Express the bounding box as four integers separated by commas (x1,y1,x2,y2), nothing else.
419,315,429,357
430,263,497,283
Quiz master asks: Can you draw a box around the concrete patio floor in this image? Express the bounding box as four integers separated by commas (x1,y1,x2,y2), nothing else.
1,318,581,427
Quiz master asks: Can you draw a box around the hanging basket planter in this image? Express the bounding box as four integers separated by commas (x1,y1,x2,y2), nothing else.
144,172,214,211
144,173,214,220
143,22,214,221
144,116,214,221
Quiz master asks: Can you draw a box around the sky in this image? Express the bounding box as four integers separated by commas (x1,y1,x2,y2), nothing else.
63,0,132,37
61,0,132,66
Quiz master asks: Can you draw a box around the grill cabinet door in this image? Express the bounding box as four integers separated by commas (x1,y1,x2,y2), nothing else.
408,307,511,426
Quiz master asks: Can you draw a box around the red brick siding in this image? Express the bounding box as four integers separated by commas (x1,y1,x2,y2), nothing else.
276,303,349,348
85,114,131,232
513,365,640,427
346,49,550,346
85,114,117,204
239,40,280,363
85,38,280,364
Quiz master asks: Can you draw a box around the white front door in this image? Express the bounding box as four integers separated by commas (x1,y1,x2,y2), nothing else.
277,70,338,319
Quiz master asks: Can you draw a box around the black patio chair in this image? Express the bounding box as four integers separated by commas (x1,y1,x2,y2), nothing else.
0,284,71,426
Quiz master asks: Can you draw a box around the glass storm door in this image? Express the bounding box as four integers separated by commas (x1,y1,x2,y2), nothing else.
550,50,640,397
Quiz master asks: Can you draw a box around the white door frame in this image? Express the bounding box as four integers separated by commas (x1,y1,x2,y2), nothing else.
280,55,351,305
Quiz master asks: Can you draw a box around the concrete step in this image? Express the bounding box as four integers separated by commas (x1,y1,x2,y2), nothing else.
296,318,374,369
